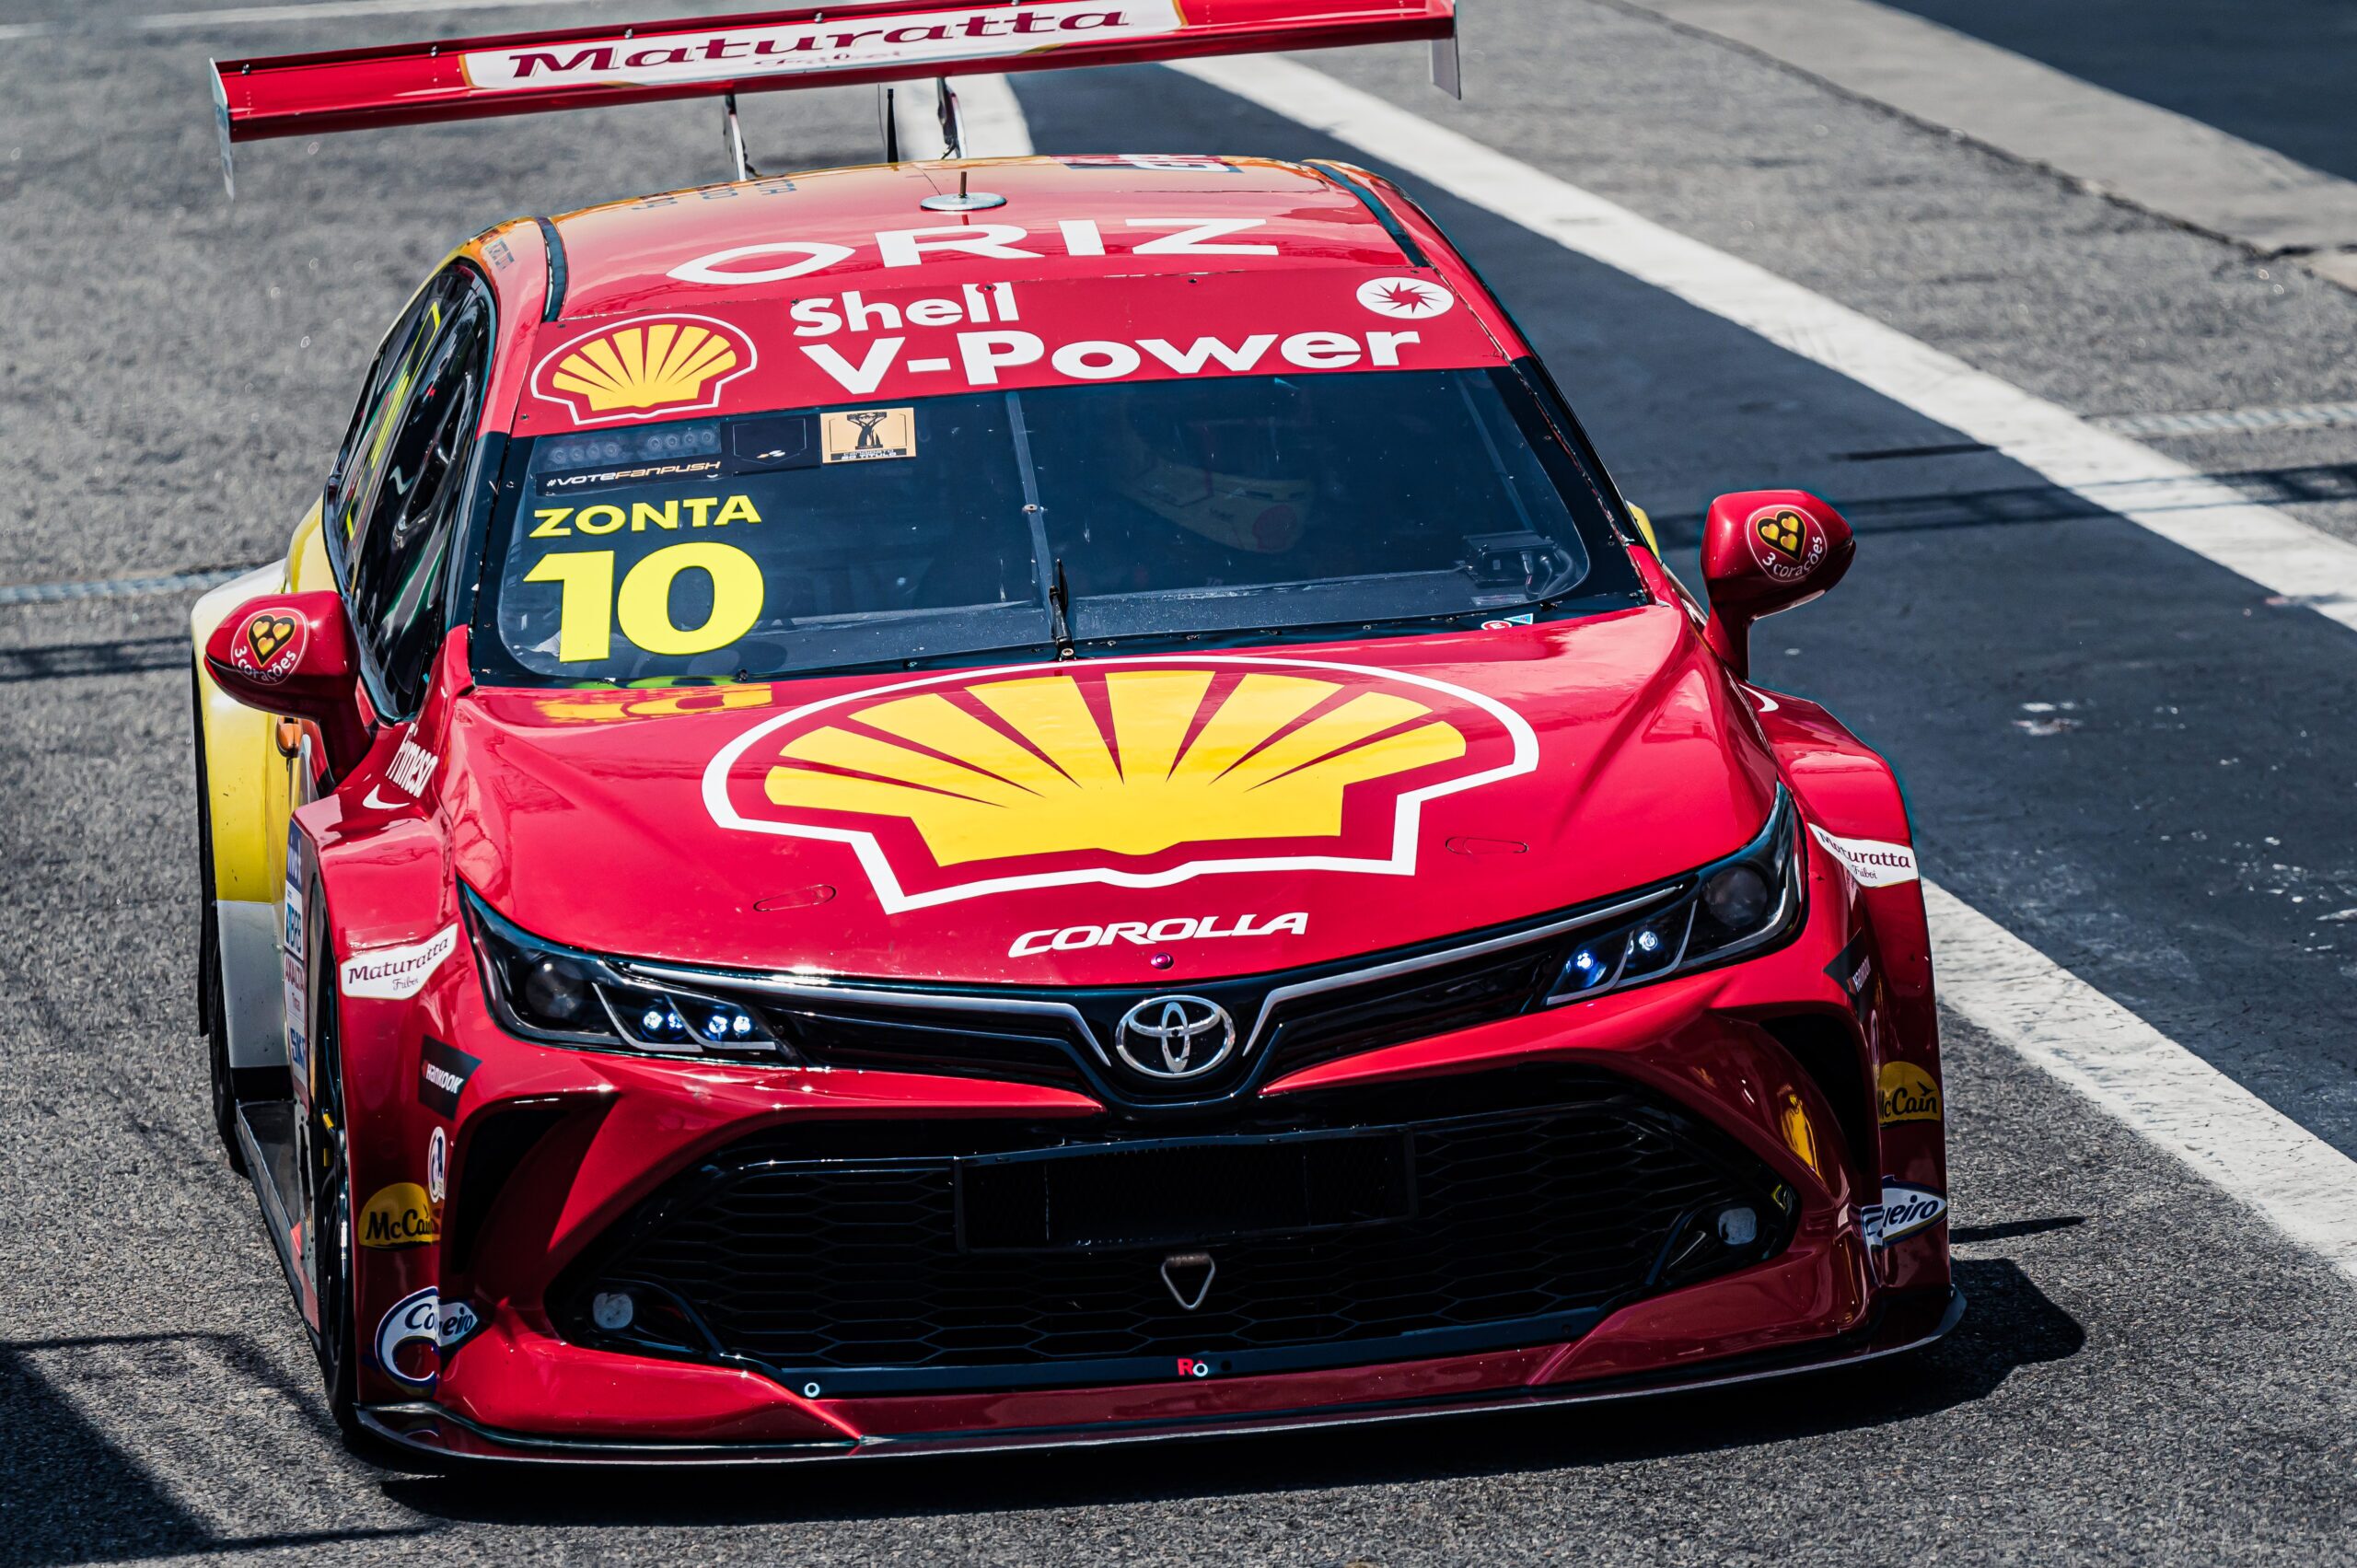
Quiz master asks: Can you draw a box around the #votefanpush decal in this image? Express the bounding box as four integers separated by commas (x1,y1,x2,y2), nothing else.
340,924,459,1002
705,656,1537,912
1808,825,1919,889
229,606,306,685
532,316,756,425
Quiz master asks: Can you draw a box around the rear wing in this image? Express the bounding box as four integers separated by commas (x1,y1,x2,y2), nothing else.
211,0,1456,189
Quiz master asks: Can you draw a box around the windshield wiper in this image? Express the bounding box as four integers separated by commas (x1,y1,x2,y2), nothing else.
1048,557,1074,659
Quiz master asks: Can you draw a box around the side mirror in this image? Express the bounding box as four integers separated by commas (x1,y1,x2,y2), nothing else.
1699,490,1854,679
203,591,371,774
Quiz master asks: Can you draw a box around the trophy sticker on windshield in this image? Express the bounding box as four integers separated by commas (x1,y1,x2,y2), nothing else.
821,407,916,463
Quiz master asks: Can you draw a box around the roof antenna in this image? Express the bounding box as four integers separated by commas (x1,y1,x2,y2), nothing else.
920,164,1007,214
722,90,759,181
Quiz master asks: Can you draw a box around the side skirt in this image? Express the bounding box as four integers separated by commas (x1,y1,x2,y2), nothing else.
235,1099,311,1325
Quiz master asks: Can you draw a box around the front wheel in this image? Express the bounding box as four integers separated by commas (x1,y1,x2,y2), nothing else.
192,664,246,1175
301,880,361,1439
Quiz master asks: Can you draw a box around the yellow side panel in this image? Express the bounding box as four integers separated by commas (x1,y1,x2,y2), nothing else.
192,502,328,904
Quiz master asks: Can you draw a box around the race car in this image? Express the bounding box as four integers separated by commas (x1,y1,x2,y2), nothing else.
192,0,1955,1462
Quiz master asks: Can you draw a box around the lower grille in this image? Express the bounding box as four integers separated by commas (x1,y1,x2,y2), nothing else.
556,1068,1793,1395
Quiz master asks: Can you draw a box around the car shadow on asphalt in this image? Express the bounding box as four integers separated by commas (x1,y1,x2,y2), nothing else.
385,1256,2083,1527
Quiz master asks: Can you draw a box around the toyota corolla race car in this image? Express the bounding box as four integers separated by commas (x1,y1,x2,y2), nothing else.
191,0,1954,1462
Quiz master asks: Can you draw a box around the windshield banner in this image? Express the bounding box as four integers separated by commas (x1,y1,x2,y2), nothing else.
518,269,1504,431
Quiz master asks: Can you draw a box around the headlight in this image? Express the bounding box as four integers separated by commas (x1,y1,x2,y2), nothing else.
462,887,793,1060
1546,789,1801,1005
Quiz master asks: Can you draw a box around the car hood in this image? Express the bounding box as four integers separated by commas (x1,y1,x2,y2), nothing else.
448,605,1781,986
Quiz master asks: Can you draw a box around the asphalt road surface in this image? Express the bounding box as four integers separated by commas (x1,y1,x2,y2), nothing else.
1879,0,2357,181
6,2,2357,1562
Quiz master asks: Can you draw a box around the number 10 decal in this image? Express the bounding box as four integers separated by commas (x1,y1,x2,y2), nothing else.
523,542,765,662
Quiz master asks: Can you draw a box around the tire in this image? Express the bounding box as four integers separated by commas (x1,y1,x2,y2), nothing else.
302,878,363,1441
192,663,247,1176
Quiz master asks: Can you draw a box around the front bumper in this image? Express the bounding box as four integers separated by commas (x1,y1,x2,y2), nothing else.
362,1286,1961,1464
345,828,1950,1457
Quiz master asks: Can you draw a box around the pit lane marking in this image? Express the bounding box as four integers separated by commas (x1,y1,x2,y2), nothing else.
1927,883,2357,1285
0,0,708,43
1172,53,2357,638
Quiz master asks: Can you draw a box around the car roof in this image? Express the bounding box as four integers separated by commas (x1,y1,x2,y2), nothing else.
540,156,1423,320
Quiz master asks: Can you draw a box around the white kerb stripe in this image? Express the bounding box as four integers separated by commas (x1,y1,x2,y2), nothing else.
1928,881,2357,1283
1171,55,2357,636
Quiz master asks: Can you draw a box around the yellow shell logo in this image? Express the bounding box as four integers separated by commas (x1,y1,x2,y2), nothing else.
707,657,1537,911
534,314,753,423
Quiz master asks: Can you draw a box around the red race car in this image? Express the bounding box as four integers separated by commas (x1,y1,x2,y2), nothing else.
192,0,1954,1463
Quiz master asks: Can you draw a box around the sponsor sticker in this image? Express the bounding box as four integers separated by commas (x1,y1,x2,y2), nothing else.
820,407,917,463
417,1038,482,1119
374,1289,482,1390
1356,275,1455,320
1010,911,1306,958
460,1,1188,93
1808,825,1920,889
357,1182,438,1249
425,1127,448,1206
385,733,438,797
1878,1061,1943,1127
1061,154,1237,172
229,607,305,685
1747,503,1828,584
539,459,726,494
532,316,755,424
708,657,1536,913
340,924,459,1001
1861,1182,1947,1247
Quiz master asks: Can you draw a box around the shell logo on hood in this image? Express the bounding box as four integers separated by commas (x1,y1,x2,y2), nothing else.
704,656,1536,912
533,314,754,423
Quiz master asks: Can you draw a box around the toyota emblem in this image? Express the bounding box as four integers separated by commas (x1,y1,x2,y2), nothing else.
1114,995,1237,1081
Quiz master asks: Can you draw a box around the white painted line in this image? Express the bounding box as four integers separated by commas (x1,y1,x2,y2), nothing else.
1928,882,2357,1283
2090,401,2357,439
1605,0,2357,294
0,0,649,42
1171,54,2357,636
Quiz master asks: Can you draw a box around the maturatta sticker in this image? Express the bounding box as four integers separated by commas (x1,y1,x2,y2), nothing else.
1809,825,1919,889
341,924,459,1001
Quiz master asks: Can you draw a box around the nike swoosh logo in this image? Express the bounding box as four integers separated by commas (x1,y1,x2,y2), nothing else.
363,788,407,811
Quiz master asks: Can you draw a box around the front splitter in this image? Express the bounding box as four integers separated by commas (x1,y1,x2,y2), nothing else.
358,1286,1962,1466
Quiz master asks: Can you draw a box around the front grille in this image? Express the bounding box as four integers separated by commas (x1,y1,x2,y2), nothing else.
554,1067,1793,1395
745,921,1584,1108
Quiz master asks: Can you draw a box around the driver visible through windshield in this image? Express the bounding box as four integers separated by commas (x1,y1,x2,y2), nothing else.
477,366,1642,685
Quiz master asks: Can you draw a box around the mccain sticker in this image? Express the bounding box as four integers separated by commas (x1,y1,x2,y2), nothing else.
705,656,1536,912
1877,1061,1943,1127
357,1182,437,1249
341,924,459,1001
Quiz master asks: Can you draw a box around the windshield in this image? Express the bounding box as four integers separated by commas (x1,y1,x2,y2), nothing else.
473,366,1642,686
